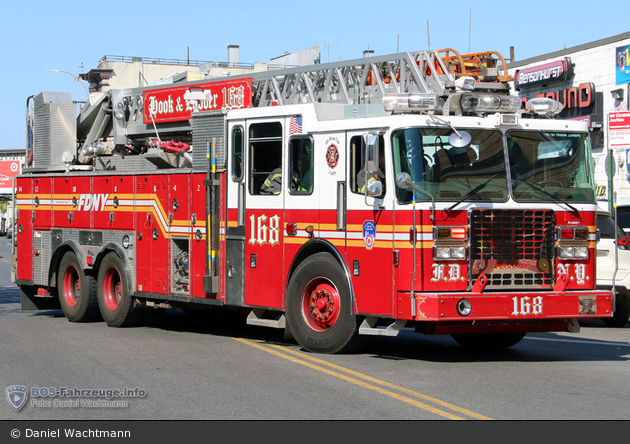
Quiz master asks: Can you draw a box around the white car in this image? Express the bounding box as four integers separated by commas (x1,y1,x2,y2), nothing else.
596,210,630,327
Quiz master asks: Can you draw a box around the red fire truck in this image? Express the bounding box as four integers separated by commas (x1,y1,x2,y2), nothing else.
13,48,612,353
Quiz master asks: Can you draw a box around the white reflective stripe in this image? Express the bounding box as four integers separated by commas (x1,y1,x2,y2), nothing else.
318,231,346,239
393,232,432,241
136,200,169,229
52,199,73,206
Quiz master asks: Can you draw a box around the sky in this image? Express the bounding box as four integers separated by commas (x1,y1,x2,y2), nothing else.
2,0,629,151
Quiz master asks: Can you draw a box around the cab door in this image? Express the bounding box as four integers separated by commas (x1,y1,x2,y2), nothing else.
243,120,285,309
225,122,246,306
344,131,394,317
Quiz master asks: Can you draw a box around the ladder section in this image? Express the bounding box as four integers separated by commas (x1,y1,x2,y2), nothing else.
249,50,457,107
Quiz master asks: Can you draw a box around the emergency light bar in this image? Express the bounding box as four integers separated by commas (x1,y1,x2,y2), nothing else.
460,94,522,114
383,94,439,112
525,97,563,116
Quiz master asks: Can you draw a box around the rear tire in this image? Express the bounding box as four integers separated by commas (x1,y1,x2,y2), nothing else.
285,253,365,354
451,332,526,349
603,291,630,327
57,252,99,322
97,252,141,327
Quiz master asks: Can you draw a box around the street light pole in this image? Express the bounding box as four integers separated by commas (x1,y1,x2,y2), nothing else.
47,69,90,101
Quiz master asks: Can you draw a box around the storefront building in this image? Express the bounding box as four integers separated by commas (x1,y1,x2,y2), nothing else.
508,31,630,207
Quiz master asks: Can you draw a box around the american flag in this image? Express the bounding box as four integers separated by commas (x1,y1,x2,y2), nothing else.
290,115,302,134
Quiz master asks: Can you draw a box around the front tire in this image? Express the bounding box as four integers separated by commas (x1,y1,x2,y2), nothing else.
97,252,141,327
451,332,526,349
57,251,99,322
285,253,365,354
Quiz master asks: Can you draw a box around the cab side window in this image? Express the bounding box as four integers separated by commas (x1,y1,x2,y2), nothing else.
349,134,386,196
231,126,244,182
289,136,313,195
249,122,283,195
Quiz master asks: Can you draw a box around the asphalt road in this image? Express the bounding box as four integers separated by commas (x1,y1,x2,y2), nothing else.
0,234,629,422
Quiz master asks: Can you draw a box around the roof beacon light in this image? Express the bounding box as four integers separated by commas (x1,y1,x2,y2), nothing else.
383,93,438,113
526,98,563,116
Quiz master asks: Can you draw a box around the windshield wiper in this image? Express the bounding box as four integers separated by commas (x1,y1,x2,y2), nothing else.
446,174,499,212
513,177,581,217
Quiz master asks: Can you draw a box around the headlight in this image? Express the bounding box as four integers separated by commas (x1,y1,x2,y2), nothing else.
433,245,467,260
557,245,589,259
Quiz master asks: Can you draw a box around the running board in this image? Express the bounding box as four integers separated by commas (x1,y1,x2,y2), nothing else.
246,309,286,329
359,317,407,336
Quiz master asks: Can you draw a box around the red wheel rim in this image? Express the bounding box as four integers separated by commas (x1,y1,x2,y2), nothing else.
103,267,122,311
301,278,341,331
62,266,80,308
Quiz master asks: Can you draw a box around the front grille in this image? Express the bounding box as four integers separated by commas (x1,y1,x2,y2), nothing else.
470,209,555,290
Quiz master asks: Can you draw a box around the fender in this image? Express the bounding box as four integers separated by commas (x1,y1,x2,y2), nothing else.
284,238,357,313
94,242,135,299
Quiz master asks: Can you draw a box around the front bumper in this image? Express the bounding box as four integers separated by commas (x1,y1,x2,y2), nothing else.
396,290,613,322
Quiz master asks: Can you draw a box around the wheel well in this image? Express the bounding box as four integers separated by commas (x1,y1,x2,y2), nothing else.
49,244,82,289
93,245,135,298
284,239,356,312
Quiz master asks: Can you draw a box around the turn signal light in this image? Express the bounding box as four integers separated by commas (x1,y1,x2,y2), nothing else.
557,226,589,241
434,226,468,241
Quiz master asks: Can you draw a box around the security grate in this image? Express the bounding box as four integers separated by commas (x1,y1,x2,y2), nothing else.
470,209,555,290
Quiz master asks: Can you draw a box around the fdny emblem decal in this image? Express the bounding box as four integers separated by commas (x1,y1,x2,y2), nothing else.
363,221,376,250
326,144,339,169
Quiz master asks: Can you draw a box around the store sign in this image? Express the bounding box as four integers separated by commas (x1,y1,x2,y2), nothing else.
0,160,21,194
609,111,630,150
514,58,573,90
534,82,595,110
142,78,252,124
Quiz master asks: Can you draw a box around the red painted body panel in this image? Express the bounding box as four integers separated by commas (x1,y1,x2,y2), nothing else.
190,173,210,298
244,207,284,308
92,175,135,230
15,177,33,282
52,176,92,228
32,177,51,229
135,175,170,294
345,209,394,316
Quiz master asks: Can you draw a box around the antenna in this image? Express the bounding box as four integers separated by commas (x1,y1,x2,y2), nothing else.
427,21,430,50
322,41,338,63
397,33,400,52
468,7,472,53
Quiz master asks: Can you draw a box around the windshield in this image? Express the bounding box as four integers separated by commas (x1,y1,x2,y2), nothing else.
507,131,595,203
391,128,508,203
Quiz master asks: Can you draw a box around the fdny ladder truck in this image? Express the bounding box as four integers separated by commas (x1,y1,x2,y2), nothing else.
14,48,612,353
